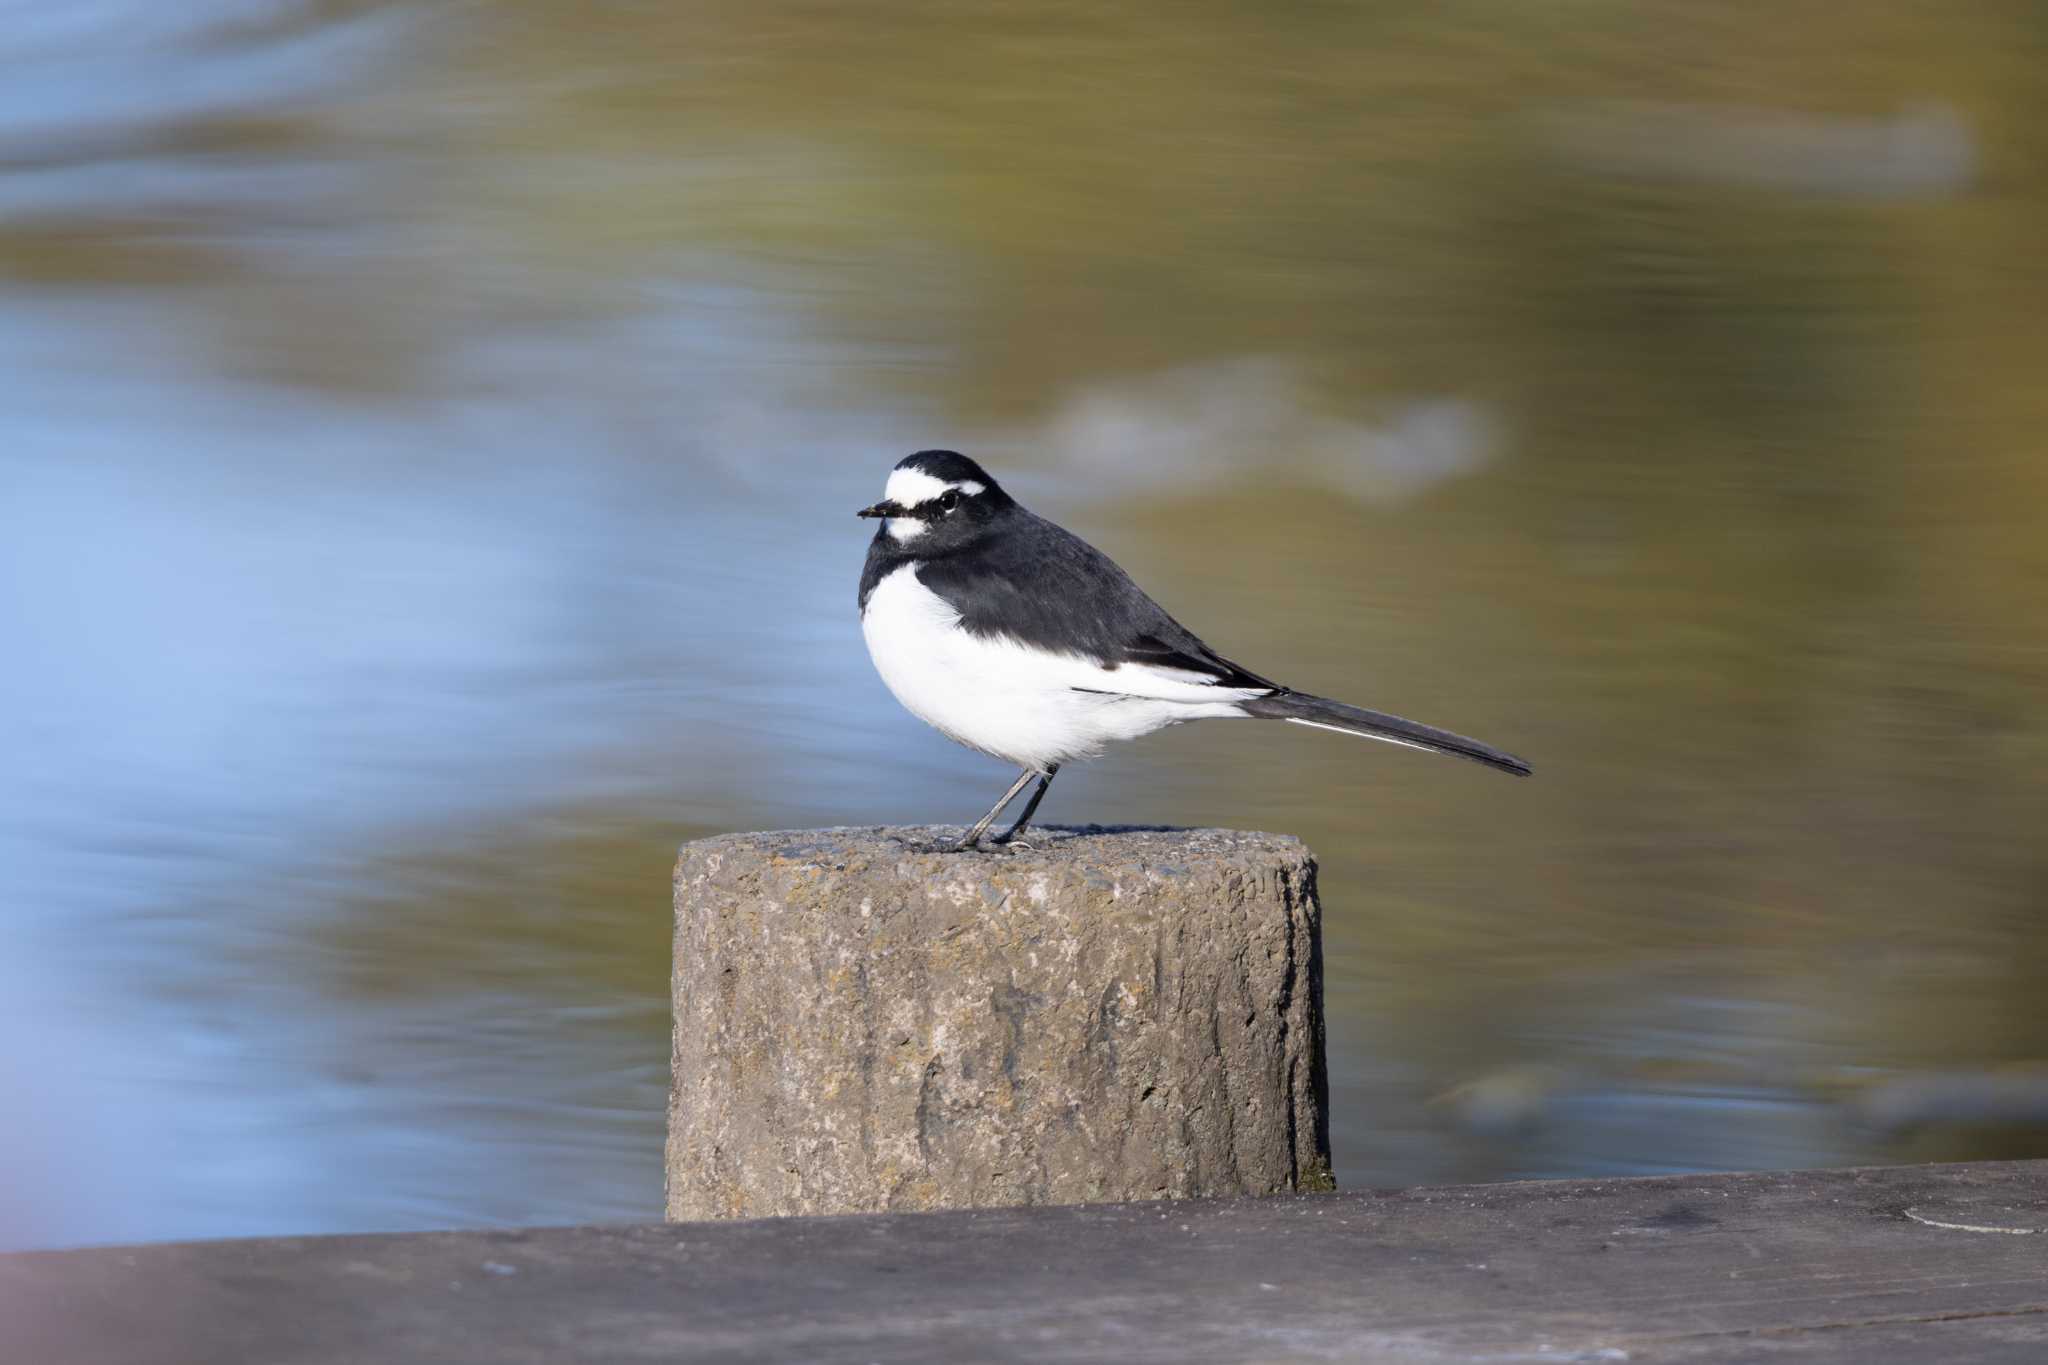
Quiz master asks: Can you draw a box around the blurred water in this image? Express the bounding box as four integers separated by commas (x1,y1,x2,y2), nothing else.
6,0,2048,1249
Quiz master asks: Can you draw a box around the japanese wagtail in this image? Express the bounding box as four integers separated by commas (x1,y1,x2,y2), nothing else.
858,450,1529,851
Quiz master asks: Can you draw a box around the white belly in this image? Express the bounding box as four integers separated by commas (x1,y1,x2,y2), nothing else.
860,563,1257,771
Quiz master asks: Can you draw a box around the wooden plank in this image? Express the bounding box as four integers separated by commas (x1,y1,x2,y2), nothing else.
5,1161,2046,1363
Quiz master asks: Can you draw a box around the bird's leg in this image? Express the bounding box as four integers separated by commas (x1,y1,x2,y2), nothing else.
953,768,1039,851
992,765,1059,847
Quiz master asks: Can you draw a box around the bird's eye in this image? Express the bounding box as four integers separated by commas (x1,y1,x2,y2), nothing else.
937,490,960,512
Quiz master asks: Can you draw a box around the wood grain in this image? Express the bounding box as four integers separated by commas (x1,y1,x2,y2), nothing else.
5,1161,2046,1362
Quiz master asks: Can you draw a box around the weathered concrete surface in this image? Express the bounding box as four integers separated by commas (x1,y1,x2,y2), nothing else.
667,825,1330,1220
7,1162,2048,1364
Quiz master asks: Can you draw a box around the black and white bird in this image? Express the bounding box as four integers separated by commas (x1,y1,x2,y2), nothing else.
857,450,1529,851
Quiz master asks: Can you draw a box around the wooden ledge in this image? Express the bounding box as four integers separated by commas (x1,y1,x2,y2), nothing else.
7,1161,2048,1362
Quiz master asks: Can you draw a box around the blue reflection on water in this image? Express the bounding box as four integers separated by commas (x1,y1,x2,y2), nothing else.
1,262,923,1245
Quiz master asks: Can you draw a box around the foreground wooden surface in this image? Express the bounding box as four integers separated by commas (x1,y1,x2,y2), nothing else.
5,1161,2046,1363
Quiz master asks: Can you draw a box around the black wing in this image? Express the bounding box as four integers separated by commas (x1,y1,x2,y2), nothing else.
913,510,1280,691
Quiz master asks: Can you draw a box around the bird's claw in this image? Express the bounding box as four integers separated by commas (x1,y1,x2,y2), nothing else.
941,836,1034,855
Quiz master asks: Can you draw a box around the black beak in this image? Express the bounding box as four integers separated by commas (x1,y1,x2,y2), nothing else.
858,500,905,519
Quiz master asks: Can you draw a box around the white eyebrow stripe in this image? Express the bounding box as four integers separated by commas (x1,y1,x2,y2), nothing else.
884,468,984,506
884,468,950,507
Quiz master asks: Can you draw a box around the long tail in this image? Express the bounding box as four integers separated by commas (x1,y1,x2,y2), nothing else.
1241,690,1532,777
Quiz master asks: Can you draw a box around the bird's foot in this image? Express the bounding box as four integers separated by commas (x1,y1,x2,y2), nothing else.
956,836,1041,855
907,829,1028,855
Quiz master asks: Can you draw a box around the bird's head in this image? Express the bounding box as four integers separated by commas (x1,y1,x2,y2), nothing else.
858,450,1013,553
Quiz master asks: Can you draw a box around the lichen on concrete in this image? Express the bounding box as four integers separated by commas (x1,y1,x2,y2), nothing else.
666,825,1332,1220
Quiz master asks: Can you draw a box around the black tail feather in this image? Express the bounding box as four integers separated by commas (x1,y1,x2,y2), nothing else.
1242,690,1531,777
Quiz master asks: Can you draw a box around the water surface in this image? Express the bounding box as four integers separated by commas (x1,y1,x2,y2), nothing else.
6,0,2048,1248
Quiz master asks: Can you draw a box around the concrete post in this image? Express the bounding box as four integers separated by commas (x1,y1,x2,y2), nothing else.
666,825,1331,1220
